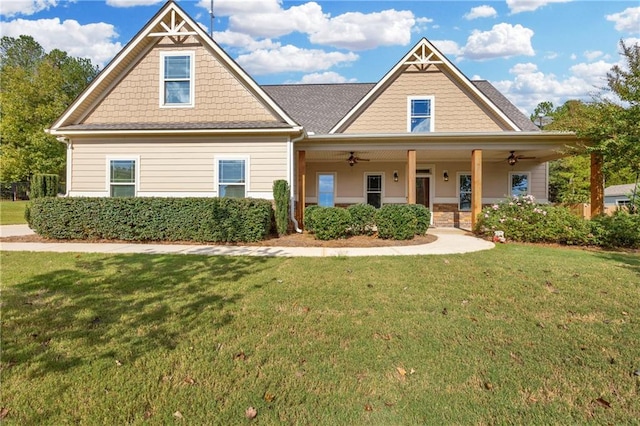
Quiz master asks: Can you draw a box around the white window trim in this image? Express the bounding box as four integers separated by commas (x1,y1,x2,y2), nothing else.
457,172,472,212
615,198,631,206
215,155,250,198
106,156,140,196
317,172,337,207
364,172,385,208
407,96,435,132
509,172,531,197
159,51,195,108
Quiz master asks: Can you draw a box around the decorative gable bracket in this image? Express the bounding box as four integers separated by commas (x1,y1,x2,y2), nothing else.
148,9,198,43
404,44,443,71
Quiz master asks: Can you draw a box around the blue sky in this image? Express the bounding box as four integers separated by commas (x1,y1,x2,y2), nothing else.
1,0,639,115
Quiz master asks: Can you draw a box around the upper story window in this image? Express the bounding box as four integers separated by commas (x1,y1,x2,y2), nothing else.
408,96,434,133
161,51,194,107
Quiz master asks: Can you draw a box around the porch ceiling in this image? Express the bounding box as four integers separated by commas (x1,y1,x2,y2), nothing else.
298,131,581,163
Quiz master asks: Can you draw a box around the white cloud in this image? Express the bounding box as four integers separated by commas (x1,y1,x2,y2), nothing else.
105,0,163,7
199,1,421,51
584,50,603,61
212,30,281,52
292,71,357,84
413,16,433,33
309,9,416,50
0,18,121,67
493,57,615,114
197,0,281,16
227,2,326,39
506,0,572,14
236,45,358,75
606,7,640,34
0,0,57,17
462,23,534,60
464,5,497,20
431,40,462,56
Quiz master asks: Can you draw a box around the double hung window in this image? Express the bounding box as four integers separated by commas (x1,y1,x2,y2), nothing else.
161,52,194,106
218,159,246,198
109,159,136,197
408,97,434,132
366,174,382,208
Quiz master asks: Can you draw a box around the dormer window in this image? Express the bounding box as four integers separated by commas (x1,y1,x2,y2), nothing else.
160,51,194,107
408,96,434,132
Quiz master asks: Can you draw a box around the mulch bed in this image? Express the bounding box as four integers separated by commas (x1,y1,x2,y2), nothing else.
0,232,438,248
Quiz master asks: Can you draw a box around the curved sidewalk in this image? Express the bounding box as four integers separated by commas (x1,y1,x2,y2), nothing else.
0,225,494,257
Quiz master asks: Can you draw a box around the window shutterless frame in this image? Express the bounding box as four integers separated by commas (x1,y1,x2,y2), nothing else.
407,96,435,132
317,173,336,207
159,51,195,107
106,156,139,197
215,156,249,198
509,172,530,197
457,172,472,211
365,173,383,208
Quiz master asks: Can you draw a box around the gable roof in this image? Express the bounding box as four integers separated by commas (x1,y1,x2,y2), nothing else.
604,183,637,197
49,0,298,134
329,38,524,133
264,81,537,134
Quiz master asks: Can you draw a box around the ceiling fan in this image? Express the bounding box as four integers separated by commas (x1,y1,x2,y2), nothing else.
506,151,536,165
346,152,370,167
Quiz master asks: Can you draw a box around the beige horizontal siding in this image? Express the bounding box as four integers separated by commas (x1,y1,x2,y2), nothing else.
71,136,288,194
344,67,506,133
83,38,279,125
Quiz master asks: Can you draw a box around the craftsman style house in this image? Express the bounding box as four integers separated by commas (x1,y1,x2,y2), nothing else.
49,1,583,229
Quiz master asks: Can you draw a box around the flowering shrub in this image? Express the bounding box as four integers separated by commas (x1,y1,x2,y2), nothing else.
473,195,593,245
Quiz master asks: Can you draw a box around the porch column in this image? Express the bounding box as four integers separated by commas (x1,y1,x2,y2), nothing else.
590,152,604,217
471,149,483,228
297,150,306,228
407,150,416,204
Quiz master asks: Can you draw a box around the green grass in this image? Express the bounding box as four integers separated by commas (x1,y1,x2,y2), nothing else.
1,246,639,424
0,201,28,225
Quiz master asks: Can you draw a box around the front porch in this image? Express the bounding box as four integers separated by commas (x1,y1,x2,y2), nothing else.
293,132,601,229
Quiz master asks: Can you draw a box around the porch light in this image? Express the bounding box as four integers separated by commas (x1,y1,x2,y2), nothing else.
393,171,399,182
443,171,449,181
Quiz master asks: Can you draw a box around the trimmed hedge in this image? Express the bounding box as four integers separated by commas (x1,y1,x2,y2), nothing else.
311,207,351,240
590,211,640,249
30,174,59,199
27,197,273,243
406,204,431,235
375,204,418,240
347,203,376,236
304,205,322,233
273,179,290,236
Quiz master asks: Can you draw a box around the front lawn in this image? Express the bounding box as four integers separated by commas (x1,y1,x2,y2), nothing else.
0,201,28,225
1,246,638,424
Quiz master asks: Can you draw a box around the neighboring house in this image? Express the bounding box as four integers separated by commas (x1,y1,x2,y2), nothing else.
604,183,637,212
48,1,582,229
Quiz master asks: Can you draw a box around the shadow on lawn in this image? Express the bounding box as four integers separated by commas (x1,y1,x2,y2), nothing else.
2,253,272,378
592,250,640,277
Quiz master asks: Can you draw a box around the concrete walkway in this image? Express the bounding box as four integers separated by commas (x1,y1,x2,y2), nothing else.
0,225,494,257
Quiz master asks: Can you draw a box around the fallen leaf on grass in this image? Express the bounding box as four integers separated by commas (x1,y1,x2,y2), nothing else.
245,406,257,419
264,392,275,402
0,407,9,419
234,352,247,361
144,410,152,419
396,367,406,377
364,404,373,411
183,377,195,385
594,398,611,408
115,360,122,367
173,411,183,419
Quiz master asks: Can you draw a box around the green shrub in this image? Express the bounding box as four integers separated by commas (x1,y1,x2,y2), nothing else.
473,195,592,245
347,203,377,236
375,204,417,240
304,205,322,233
590,211,640,248
272,180,290,236
406,204,431,235
311,207,351,240
27,197,273,243
30,174,59,199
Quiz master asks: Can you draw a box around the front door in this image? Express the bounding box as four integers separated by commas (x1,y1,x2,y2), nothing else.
416,176,430,208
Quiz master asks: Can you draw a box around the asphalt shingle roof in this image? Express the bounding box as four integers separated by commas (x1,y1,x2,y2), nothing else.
58,121,293,131
263,80,539,134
